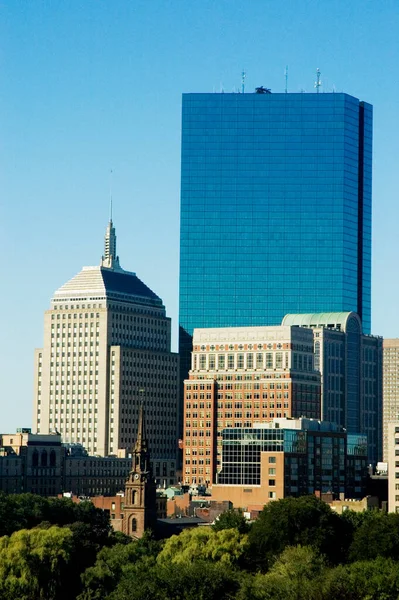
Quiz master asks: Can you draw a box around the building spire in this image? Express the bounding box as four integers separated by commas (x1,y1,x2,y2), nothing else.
109,168,113,221
100,212,120,270
123,396,157,539
130,398,151,475
134,400,148,454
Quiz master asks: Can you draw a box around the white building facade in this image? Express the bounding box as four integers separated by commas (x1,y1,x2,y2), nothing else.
33,221,179,486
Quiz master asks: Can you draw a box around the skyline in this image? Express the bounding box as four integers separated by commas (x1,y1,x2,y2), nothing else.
1,1,399,431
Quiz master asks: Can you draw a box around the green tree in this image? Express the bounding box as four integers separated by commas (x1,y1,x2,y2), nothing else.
322,557,399,600
348,511,399,562
0,494,114,599
339,507,371,532
157,526,248,566
247,495,349,570
109,559,241,600
213,508,250,534
0,526,73,600
0,493,111,541
237,546,325,600
78,532,160,600
0,492,48,536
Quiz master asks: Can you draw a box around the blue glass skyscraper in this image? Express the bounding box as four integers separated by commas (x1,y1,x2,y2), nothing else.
179,92,372,356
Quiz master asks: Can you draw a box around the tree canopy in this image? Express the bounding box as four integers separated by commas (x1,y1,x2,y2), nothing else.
0,493,110,541
3,492,399,599
157,526,248,566
247,495,350,569
213,508,250,534
0,526,74,600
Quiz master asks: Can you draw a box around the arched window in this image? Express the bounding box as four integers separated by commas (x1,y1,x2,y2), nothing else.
41,450,48,467
132,491,137,505
132,518,137,532
50,450,56,467
32,450,39,467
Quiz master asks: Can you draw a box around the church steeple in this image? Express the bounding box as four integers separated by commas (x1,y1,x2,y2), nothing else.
132,403,150,474
123,402,157,538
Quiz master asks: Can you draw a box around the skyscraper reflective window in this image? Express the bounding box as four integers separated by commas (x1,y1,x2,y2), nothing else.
179,92,372,361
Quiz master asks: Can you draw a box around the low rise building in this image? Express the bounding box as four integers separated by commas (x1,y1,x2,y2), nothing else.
0,428,168,497
211,418,368,509
0,429,63,496
63,444,130,496
328,495,379,514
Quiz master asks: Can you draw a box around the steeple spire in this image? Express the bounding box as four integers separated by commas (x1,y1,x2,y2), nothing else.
128,399,151,475
123,399,157,538
134,401,148,455
101,217,120,270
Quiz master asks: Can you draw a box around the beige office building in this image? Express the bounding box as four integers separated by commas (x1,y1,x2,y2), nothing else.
383,339,399,462
33,220,179,485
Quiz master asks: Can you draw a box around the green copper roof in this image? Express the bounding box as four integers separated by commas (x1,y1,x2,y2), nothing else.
282,312,361,333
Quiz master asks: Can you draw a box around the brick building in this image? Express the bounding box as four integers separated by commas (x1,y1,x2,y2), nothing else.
183,326,321,485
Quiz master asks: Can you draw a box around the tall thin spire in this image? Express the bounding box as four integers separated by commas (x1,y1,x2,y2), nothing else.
134,400,148,454
123,395,157,539
100,186,120,269
104,220,117,261
109,169,113,222
130,398,151,475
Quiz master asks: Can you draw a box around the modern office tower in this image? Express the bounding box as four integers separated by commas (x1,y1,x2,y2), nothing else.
183,325,321,485
282,312,383,465
33,220,179,486
212,418,368,508
179,91,372,384
387,421,399,513
383,340,399,461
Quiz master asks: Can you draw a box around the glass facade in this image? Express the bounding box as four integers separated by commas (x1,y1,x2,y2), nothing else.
217,422,366,498
217,427,304,486
179,92,372,356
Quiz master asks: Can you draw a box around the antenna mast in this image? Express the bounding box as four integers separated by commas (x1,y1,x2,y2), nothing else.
314,68,321,94
109,168,113,222
285,65,288,93
241,70,246,94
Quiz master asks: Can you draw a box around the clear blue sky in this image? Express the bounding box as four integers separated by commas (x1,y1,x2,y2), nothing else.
1,0,398,431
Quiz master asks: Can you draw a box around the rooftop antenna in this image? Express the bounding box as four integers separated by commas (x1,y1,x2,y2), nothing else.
241,70,246,94
109,168,113,222
285,65,288,93
314,68,321,94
